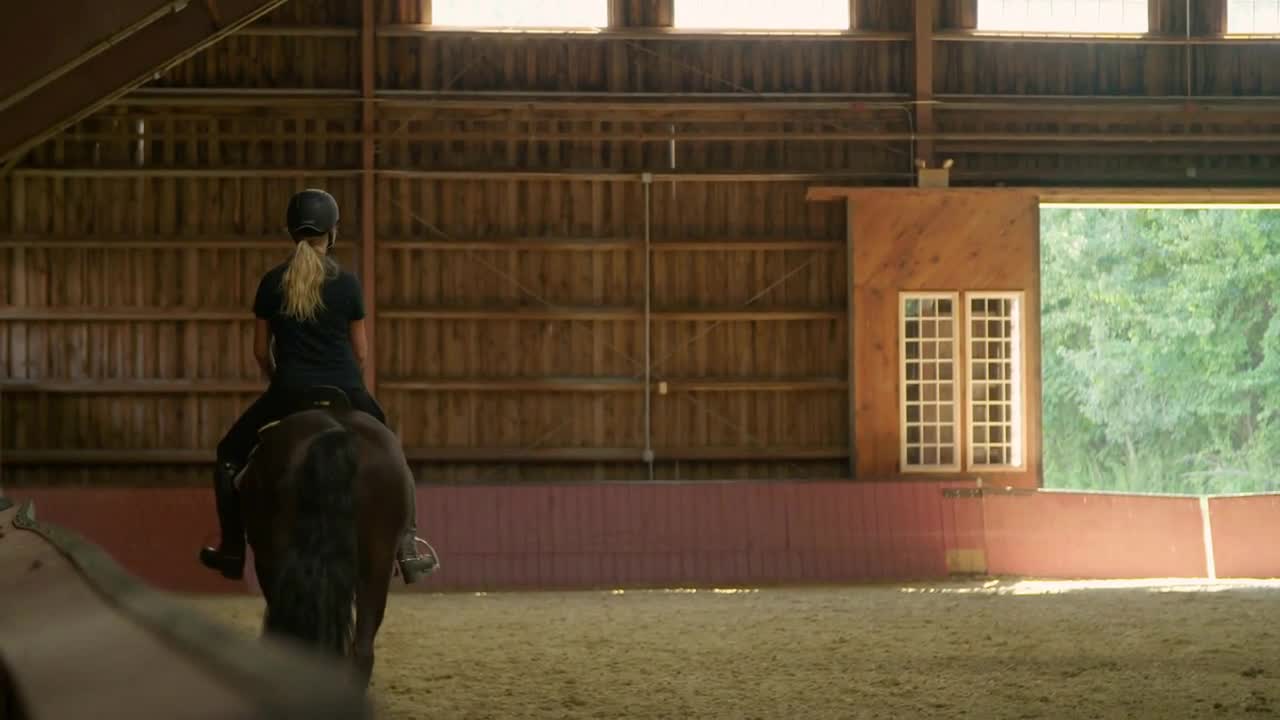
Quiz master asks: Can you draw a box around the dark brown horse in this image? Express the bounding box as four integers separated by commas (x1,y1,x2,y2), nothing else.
236,391,422,686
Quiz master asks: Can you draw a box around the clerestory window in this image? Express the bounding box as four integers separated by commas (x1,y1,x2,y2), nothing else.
672,0,850,31
432,0,608,29
976,0,1148,34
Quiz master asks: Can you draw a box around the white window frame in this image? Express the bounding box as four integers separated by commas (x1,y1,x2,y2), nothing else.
975,0,1149,36
1226,0,1280,35
672,0,851,32
964,291,1026,472
431,0,608,29
899,292,962,473
898,290,1027,474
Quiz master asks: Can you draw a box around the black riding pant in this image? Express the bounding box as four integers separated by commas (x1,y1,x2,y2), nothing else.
216,384,387,468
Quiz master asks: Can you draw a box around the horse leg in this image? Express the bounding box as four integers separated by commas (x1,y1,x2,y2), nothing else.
352,544,394,687
254,556,275,636
245,501,280,639
249,550,277,636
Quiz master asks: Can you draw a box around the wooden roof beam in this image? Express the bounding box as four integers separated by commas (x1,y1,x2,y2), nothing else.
0,306,848,321
0,1,185,114
114,89,1280,113
0,0,289,167
0,378,850,394
933,30,1280,45
2,447,850,464
0,235,843,251
805,187,1280,204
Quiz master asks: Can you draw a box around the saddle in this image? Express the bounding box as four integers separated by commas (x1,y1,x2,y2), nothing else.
255,385,353,436
241,386,354,478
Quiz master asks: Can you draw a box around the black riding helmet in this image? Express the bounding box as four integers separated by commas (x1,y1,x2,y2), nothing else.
286,188,340,245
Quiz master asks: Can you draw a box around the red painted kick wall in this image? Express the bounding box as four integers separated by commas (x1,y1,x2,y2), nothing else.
4,481,982,594
982,491,1208,579
8,484,1279,594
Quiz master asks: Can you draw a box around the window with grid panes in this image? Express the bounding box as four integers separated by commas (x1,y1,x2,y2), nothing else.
432,0,607,27
673,0,850,30
900,294,960,471
976,0,1148,33
1228,0,1280,34
966,293,1024,469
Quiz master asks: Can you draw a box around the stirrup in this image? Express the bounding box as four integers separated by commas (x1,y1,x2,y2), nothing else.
397,537,440,585
199,546,245,580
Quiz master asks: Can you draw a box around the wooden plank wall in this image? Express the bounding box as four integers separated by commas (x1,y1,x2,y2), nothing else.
3,0,878,486
373,178,849,482
5,0,1279,488
934,0,1280,184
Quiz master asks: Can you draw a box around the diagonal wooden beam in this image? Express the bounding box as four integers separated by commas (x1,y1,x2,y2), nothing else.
0,1,182,112
0,0,289,167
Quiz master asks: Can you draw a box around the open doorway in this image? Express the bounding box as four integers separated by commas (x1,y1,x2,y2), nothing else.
1040,203,1280,494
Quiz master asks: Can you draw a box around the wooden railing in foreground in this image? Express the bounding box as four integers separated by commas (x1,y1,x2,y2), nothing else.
0,496,371,720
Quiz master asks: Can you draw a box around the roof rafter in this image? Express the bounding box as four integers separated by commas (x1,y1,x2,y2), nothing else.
0,0,289,167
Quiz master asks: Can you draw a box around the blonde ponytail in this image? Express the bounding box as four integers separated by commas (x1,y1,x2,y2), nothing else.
280,239,337,323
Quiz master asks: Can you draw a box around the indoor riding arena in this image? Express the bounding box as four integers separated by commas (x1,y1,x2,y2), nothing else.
4,1,1280,718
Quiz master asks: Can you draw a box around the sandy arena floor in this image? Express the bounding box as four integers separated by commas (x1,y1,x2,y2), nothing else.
180,579,1280,720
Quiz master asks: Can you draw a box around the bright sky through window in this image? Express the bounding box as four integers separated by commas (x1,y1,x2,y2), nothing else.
432,0,607,28
1227,0,1280,34
976,0,1148,34
673,0,850,31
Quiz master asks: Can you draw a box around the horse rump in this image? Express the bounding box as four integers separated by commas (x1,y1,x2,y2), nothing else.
264,425,359,655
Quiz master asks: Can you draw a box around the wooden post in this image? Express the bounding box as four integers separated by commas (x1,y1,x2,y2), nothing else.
845,200,857,479
1208,0,1228,35
653,0,674,28
913,0,936,168
10,179,27,381
361,0,377,394
1147,0,1164,34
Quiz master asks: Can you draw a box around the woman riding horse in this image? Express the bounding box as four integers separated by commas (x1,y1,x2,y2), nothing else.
199,188,435,583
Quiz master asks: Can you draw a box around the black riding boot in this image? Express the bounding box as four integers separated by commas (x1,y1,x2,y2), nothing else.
396,483,438,584
199,461,246,580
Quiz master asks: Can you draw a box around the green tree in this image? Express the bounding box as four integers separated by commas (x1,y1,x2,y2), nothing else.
1041,207,1280,494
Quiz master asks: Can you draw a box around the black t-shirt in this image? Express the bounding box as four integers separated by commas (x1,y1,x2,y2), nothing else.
253,262,365,390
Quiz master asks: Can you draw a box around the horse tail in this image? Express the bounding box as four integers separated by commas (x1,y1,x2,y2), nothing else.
265,425,359,655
